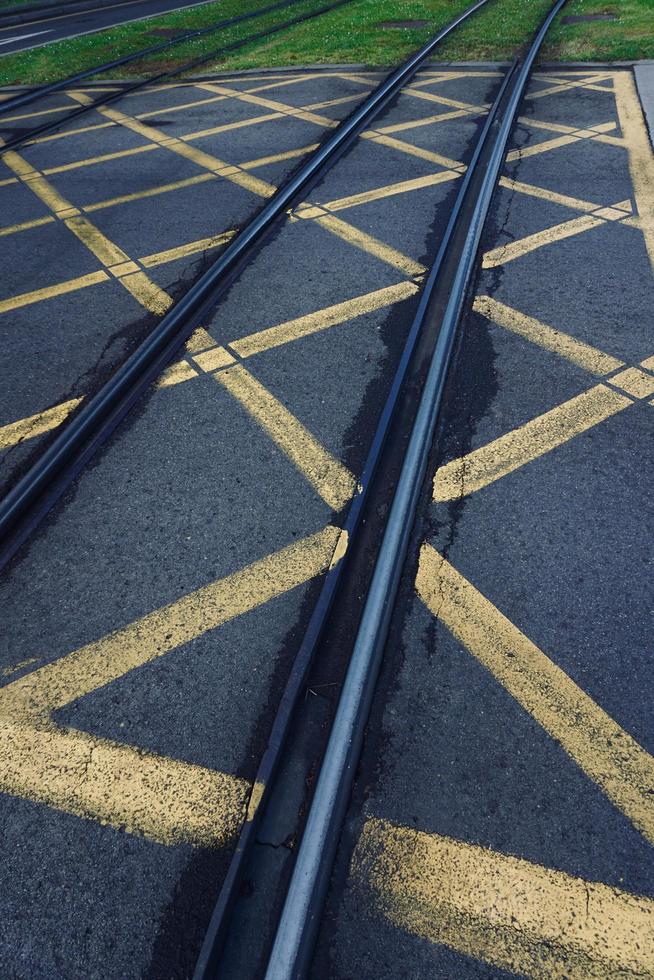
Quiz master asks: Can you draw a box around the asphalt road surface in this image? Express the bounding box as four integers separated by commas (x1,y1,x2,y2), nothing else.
1,62,653,979
0,0,215,54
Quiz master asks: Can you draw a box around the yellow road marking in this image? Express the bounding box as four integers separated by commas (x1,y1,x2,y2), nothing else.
527,72,615,100
0,214,54,238
0,398,82,449
614,71,654,270
318,170,462,214
1,146,173,316
315,214,425,277
83,172,216,213
215,365,355,511
499,175,608,214
0,270,108,315
433,384,631,501
403,87,486,114
194,82,339,131
472,296,624,375
608,366,654,399
362,129,466,172
139,230,235,268
357,818,654,979
43,142,158,175
483,213,606,268
240,142,320,171
375,106,478,135
0,526,340,844
231,281,419,359
416,544,654,844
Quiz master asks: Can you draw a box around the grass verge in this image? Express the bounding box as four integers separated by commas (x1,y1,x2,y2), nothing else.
0,0,651,87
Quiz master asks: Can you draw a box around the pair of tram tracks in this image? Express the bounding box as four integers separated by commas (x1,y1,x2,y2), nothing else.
0,0,356,152
0,0,568,975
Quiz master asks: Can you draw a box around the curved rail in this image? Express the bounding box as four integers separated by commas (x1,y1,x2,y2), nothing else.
0,0,492,565
0,0,353,154
262,1,567,977
0,0,313,117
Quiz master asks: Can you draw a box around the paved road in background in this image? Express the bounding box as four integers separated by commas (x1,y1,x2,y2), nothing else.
0,0,214,55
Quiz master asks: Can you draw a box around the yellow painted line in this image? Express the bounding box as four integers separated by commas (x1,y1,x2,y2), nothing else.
416,544,654,844
180,110,283,142
27,119,116,146
231,280,419,359
506,132,581,162
361,130,465,172
614,71,654,270
194,82,339,131
156,358,199,388
319,170,462,214
403,87,485,114
63,214,129,265
240,143,320,172
2,525,340,718
0,214,54,238
0,270,108,315
315,214,425,277
358,818,654,979
119,271,172,315
498,176,602,214
527,72,615,100
192,346,235,373
609,366,654,400
0,176,18,188
375,106,477,135
88,105,278,200
0,398,82,450
473,296,624,375
433,385,632,501
2,150,76,214
139,230,235,268
0,718,249,849
0,525,340,844
215,365,355,511
83,172,216,213
482,214,605,268
43,142,159,175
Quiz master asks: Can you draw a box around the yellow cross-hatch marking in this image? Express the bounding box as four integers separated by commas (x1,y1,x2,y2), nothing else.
0,526,342,845
415,544,654,846
355,818,654,979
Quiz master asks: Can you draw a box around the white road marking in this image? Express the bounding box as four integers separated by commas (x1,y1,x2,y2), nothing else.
0,29,52,46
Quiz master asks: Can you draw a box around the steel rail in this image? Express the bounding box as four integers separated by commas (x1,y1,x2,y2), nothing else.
0,0,493,563
0,0,311,117
262,2,568,977
0,0,353,154
192,49,516,980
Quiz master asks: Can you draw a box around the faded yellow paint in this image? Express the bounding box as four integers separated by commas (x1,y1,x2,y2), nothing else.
609,366,654,399
0,398,83,450
527,72,615,100
194,82,339,131
483,213,605,267
0,215,55,238
362,130,466,172
139,230,235,268
0,270,109,315
315,214,425,277
318,170,462,214
416,545,654,843
614,71,654,270
43,143,158,176
118,271,173,315
357,818,654,978
215,365,355,512
472,296,624,375
433,385,631,501
231,281,419,359
192,346,235,373
83,173,216,213
0,527,341,843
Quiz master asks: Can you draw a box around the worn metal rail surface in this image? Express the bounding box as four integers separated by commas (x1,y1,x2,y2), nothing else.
258,2,568,978
0,0,492,560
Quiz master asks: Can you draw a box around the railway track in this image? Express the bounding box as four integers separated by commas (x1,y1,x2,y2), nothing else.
2,0,651,976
